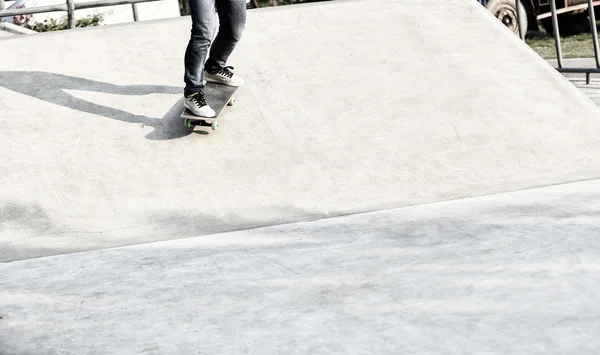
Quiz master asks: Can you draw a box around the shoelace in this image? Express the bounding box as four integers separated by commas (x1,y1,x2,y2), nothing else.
191,92,207,107
218,66,235,79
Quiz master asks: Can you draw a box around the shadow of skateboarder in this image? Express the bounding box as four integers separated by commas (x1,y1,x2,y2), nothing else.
0,71,204,140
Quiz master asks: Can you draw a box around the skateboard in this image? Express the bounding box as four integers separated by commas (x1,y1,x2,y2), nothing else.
181,82,239,131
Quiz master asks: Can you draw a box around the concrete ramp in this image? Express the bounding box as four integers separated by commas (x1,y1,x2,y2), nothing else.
2,0,600,262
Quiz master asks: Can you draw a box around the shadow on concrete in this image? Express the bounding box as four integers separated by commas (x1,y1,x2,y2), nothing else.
0,71,203,140
0,197,333,263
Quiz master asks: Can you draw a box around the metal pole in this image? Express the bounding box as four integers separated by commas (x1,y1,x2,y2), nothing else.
0,0,161,19
588,0,600,69
66,0,75,28
516,0,524,39
132,3,138,21
550,0,564,69
0,0,5,11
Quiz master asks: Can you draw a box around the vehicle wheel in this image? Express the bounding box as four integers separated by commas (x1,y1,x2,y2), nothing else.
541,13,591,36
486,0,528,36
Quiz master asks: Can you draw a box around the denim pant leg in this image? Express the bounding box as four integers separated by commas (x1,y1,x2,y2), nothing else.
205,0,246,74
184,0,217,96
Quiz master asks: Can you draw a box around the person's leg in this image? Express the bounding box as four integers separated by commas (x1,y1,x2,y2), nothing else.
204,0,246,86
183,0,218,117
184,0,218,96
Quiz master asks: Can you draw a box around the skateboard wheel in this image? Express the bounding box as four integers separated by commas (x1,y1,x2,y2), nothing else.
184,119,191,128
211,120,219,130
228,97,235,106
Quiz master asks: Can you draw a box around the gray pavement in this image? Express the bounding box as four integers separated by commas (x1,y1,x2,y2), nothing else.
549,58,600,106
2,0,600,353
2,179,600,354
0,22,36,36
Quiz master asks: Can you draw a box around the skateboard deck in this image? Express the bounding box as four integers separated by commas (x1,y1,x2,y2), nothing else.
181,81,239,131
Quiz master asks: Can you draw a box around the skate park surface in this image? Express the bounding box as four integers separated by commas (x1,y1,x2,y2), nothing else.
2,0,600,353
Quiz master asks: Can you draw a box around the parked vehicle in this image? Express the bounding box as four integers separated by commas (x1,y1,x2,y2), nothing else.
480,0,600,36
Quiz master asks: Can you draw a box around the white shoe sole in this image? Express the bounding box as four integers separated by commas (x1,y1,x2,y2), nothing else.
183,102,215,118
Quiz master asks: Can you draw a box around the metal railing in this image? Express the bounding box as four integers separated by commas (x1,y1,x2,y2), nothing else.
481,0,600,84
542,0,600,84
0,0,164,29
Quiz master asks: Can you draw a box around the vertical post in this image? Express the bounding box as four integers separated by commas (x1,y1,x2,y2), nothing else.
516,0,524,40
132,3,138,21
588,0,600,69
0,0,5,11
550,0,563,69
66,0,75,28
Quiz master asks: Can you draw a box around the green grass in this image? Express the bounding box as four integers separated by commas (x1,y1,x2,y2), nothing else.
525,22,600,60
526,32,598,59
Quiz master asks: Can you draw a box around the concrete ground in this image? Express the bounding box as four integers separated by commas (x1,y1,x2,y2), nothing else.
0,22,36,37
548,58,600,107
2,0,600,353
2,179,600,354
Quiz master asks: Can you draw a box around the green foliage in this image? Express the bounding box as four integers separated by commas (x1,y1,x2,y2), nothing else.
12,6,105,32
